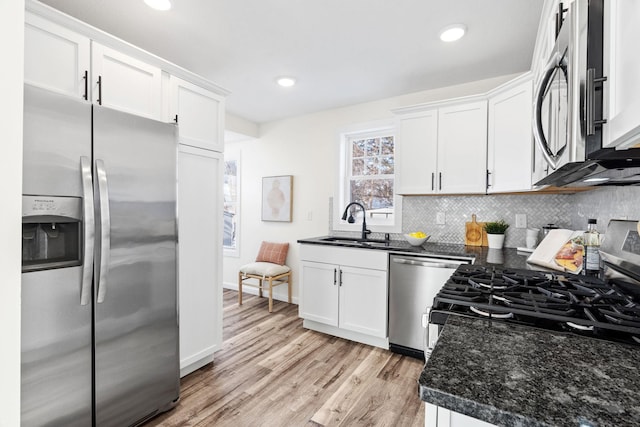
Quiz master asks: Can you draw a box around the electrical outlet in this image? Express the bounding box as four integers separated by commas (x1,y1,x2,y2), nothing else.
436,212,446,225
515,214,527,228
307,211,313,221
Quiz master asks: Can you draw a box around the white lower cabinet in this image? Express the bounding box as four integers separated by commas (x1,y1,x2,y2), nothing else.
338,266,387,337
177,145,223,377
299,261,339,326
425,403,497,427
299,245,388,348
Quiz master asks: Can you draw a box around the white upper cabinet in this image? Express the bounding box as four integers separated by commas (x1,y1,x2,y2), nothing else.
487,76,533,193
91,43,163,121
169,77,225,152
603,0,640,149
395,110,438,194
24,12,90,99
437,101,488,194
25,13,164,121
394,99,487,195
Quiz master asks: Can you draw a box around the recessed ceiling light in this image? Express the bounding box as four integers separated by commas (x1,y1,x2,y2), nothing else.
276,77,296,87
439,24,466,42
144,0,172,11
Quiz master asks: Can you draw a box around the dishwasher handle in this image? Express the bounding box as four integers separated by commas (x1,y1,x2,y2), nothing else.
392,256,468,270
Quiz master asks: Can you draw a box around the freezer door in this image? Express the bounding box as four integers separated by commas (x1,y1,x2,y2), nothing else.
21,85,93,426
92,106,179,426
23,84,92,197
21,268,93,427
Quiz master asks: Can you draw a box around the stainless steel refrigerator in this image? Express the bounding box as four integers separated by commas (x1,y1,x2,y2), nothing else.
21,84,179,426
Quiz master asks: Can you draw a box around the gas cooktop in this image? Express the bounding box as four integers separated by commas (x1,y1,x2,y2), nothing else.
430,264,640,345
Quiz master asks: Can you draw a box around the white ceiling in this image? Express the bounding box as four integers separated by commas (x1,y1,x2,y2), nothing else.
38,0,544,124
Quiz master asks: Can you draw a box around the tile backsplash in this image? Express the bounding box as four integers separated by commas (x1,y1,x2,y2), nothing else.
331,186,640,248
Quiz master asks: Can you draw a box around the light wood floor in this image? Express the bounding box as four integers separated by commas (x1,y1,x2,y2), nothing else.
146,290,425,427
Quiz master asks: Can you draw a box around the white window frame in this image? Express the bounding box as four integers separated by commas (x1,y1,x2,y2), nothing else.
223,148,240,257
333,119,402,234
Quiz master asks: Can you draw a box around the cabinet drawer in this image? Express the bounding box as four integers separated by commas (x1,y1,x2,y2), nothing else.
300,244,387,270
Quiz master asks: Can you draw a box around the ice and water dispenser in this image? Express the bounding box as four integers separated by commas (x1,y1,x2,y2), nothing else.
22,195,82,272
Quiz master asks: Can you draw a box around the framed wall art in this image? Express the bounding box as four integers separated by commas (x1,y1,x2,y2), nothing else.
262,175,293,222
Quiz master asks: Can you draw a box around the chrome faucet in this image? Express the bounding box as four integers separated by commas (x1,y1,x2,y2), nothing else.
342,202,371,240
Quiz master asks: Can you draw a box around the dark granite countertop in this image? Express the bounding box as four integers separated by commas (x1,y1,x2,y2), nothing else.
419,316,640,427
297,235,531,269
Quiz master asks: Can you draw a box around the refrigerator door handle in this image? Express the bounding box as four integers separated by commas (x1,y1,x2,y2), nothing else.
80,156,94,306
95,159,111,303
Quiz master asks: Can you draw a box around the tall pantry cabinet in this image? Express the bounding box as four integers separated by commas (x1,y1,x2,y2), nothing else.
24,1,228,378
170,77,226,376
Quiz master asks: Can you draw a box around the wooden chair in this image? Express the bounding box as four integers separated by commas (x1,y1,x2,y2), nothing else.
238,242,292,312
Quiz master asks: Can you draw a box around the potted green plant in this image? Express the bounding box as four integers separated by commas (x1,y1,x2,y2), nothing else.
483,220,509,249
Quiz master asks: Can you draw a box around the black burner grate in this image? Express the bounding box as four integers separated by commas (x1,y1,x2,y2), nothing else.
431,265,640,345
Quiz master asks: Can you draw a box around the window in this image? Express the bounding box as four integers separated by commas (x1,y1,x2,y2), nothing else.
335,122,401,232
223,152,240,256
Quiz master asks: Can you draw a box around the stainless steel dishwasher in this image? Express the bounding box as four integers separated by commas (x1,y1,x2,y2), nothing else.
389,253,472,359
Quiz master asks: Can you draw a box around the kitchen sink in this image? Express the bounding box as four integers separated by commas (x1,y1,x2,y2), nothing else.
319,236,405,250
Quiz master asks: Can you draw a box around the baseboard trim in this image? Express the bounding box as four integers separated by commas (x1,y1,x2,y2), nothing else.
302,319,390,350
180,354,213,378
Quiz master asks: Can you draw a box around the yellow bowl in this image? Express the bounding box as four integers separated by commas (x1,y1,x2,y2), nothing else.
404,234,430,246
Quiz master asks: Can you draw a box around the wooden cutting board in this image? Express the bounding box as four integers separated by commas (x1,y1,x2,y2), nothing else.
465,214,488,246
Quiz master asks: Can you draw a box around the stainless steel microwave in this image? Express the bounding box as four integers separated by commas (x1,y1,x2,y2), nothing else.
529,0,640,187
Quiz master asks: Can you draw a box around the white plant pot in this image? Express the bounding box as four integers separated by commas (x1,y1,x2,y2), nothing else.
487,233,505,249
486,248,504,264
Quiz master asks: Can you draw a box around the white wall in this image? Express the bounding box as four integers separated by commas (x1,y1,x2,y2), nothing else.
0,0,24,424
222,73,519,302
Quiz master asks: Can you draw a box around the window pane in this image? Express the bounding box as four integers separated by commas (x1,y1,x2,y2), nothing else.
364,138,379,156
352,158,365,176
350,178,394,209
342,129,395,228
352,139,365,157
381,137,394,155
224,159,238,250
364,157,378,175
380,155,394,174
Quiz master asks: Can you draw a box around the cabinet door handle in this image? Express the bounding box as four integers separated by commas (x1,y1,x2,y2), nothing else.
339,269,343,286
174,114,178,124
333,268,337,286
586,68,608,135
439,172,442,191
83,70,88,101
97,75,102,105
486,170,492,189
431,172,435,191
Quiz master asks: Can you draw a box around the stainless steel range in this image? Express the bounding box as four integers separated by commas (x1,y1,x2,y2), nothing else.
427,220,640,355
